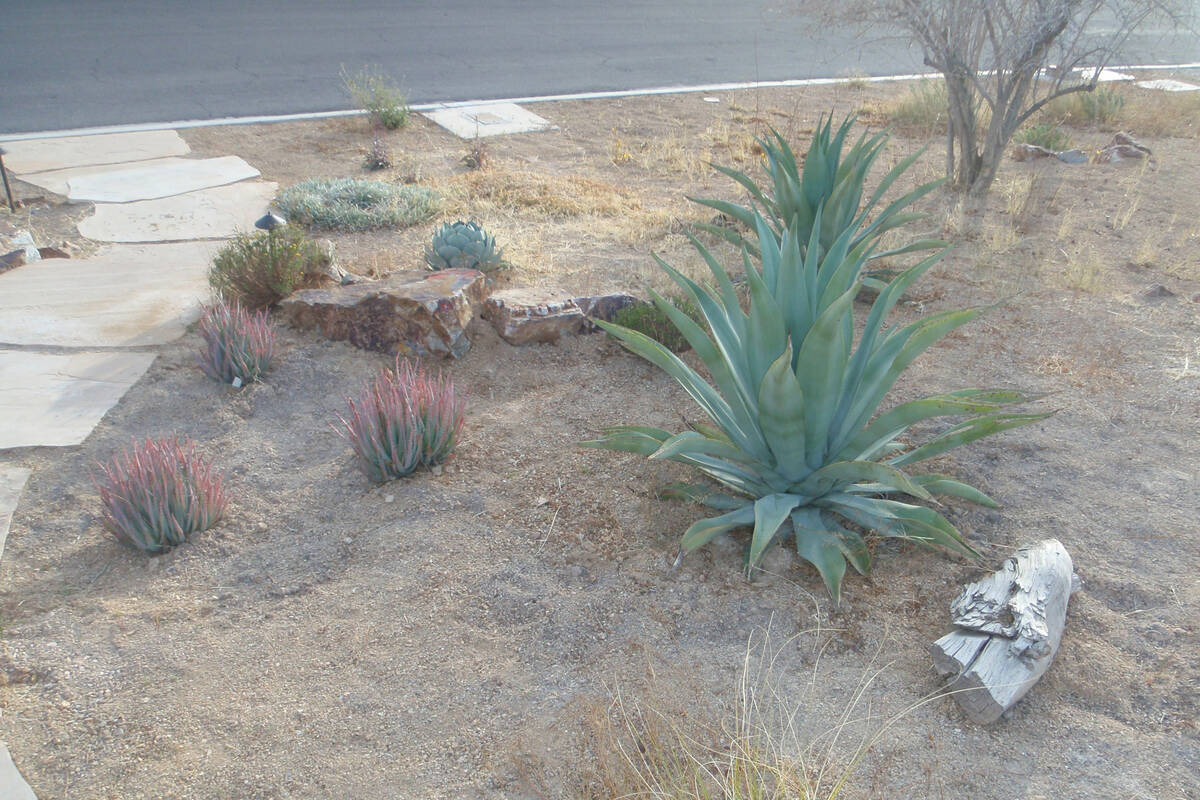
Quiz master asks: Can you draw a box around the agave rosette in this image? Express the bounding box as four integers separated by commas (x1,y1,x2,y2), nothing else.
584,121,1047,600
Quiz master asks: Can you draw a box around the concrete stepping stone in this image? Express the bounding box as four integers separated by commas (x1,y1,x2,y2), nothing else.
422,103,554,138
0,350,156,449
17,157,184,197
0,466,32,565
20,157,259,202
1135,79,1199,92
0,242,220,347
64,156,260,203
1,130,190,175
0,742,37,800
77,181,278,242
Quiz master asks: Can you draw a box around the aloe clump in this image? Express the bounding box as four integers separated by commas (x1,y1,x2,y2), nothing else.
584,120,1047,601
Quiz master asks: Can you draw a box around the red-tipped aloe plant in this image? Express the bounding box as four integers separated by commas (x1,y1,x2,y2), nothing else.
198,299,276,386
96,436,229,553
339,357,466,483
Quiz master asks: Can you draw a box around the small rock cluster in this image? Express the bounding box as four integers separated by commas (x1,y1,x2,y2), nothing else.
280,249,638,357
0,229,73,274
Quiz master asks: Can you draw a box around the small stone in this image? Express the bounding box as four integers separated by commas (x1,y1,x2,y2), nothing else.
384,494,394,504
256,521,269,531
534,496,549,507
1139,283,1175,301
482,287,584,345
430,464,444,476
1011,143,1054,162
343,537,353,544
574,292,639,331
1189,292,1200,304
0,249,26,274
37,246,71,259
1055,149,1087,164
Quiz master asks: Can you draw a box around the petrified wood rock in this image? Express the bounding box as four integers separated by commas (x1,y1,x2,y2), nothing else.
482,288,585,345
280,269,488,358
931,539,1079,724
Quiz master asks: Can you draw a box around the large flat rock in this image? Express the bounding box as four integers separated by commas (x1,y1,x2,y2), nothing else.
2,130,190,175
281,269,488,358
0,466,32,566
65,156,260,203
0,350,156,449
0,242,219,347
77,181,277,242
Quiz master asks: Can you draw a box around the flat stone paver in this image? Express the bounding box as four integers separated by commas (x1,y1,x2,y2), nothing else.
65,156,260,203
0,242,219,347
0,350,156,450
422,103,554,138
1,130,190,175
0,466,32,564
0,743,37,800
1135,79,1200,92
77,180,278,242
16,157,187,197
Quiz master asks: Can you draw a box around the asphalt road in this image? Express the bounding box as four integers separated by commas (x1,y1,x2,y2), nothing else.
1,1,1196,135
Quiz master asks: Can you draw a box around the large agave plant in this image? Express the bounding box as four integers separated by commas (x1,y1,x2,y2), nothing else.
691,116,944,285
584,126,1046,601
424,220,506,273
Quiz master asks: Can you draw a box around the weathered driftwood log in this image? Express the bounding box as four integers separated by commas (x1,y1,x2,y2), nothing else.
931,539,1078,724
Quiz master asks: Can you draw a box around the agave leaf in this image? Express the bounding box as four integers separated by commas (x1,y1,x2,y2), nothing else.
748,494,802,573
887,412,1052,467
823,493,978,559
911,474,1000,508
792,508,849,601
592,320,766,460
840,308,984,443
686,195,758,231
837,389,1039,462
795,284,858,468
828,249,948,450
869,238,948,261
660,482,747,510
681,505,755,553
756,348,809,481
741,257,788,391
650,430,761,466
791,459,932,501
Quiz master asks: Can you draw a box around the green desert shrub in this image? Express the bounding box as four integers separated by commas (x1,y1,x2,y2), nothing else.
881,79,949,136
584,116,1047,601
611,296,702,353
1014,121,1071,151
342,66,410,129
276,178,439,232
96,436,229,553
1047,86,1127,127
208,226,327,309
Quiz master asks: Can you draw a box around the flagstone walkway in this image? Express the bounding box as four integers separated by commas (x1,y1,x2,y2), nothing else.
0,127,278,798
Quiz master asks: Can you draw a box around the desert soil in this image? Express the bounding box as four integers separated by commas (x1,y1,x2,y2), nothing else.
1,81,1197,799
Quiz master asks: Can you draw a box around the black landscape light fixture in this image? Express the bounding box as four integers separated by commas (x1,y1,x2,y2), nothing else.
255,210,287,268
254,211,287,231
0,147,16,213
